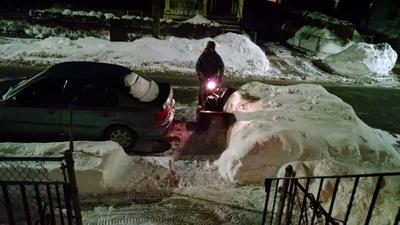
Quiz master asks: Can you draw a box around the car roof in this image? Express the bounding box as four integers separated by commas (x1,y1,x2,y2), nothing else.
43,61,133,86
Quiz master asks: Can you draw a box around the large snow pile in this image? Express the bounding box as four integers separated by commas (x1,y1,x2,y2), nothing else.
0,141,227,194
217,82,400,184
287,12,359,56
276,160,400,225
0,141,125,193
217,81,400,224
321,42,398,78
286,12,399,80
287,26,352,56
0,141,266,224
0,33,269,77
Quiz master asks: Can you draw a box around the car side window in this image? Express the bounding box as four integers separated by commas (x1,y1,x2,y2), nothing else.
64,80,118,107
14,78,66,106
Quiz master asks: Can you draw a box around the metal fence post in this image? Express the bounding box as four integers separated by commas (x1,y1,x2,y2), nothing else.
262,179,272,225
394,207,400,225
65,150,83,225
274,165,294,225
2,184,16,225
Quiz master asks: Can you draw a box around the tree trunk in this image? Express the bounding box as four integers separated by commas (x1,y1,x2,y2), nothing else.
152,0,161,39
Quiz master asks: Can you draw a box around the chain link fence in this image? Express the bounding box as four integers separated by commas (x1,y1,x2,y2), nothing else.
0,150,82,225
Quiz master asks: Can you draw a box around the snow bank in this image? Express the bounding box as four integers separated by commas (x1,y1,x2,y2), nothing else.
62,9,104,18
0,19,110,40
286,12,398,80
217,82,400,184
0,33,269,77
287,12,359,56
278,160,400,225
217,82,400,224
321,42,398,77
0,141,125,193
0,140,227,194
287,26,352,56
182,14,219,27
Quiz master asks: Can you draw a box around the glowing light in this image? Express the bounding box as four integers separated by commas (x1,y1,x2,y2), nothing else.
207,80,217,90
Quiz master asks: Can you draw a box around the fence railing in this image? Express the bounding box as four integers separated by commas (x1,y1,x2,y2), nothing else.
0,150,82,225
261,165,400,225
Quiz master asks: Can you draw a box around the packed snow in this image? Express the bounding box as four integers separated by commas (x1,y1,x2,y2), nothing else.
0,140,219,193
0,7,399,224
1,81,399,224
182,14,220,27
0,33,270,77
287,25,352,56
322,42,398,77
278,160,400,225
0,140,263,224
61,9,104,18
286,12,399,85
217,81,400,224
218,82,400,183
0,12,400,87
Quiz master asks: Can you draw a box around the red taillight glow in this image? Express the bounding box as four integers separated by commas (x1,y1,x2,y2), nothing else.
155,107,172,125
157,87,174,126
207,80,217,90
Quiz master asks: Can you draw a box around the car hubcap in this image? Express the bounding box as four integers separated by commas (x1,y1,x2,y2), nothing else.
110,129,132,148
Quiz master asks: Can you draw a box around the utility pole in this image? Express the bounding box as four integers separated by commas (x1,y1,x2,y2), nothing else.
152,0,161,39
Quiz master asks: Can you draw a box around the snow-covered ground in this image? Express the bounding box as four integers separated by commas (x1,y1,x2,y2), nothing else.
0,33,269,77
218,82,400,224
1,81,399,224
286,12,399,86
0,23,399,86
1,11,400,224
0,141,264,225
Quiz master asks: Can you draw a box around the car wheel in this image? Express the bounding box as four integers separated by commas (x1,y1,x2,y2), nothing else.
105,126,137,152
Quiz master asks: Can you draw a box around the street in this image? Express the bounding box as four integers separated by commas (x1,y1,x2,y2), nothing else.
1,64,399,134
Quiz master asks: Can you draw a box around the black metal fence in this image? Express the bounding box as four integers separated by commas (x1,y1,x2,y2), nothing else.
261,165,400,225
0,150,82,225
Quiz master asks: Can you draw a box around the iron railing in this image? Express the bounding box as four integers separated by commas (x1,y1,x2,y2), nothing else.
261,165,400,225
0,150,82,225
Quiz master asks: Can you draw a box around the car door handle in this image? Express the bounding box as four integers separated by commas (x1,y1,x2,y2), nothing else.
47,109,57,114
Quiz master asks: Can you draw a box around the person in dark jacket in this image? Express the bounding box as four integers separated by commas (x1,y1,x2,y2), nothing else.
195,41,224,108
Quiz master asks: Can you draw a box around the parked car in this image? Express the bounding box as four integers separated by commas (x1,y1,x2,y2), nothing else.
0,62,175,153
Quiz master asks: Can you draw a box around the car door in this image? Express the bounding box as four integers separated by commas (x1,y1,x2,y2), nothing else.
61,79,118,139
0,78,65,138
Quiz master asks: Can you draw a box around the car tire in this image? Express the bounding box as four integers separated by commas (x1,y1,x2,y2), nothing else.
104,125,137,152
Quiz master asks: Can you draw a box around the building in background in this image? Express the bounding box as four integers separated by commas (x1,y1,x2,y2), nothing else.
163,0,244,20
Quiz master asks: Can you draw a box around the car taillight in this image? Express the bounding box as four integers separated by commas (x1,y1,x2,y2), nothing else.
156,87,174,126
155,107,172,125
163,88,174,109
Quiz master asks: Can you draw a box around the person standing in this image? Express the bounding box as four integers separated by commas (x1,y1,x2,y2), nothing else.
195,40,224,108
